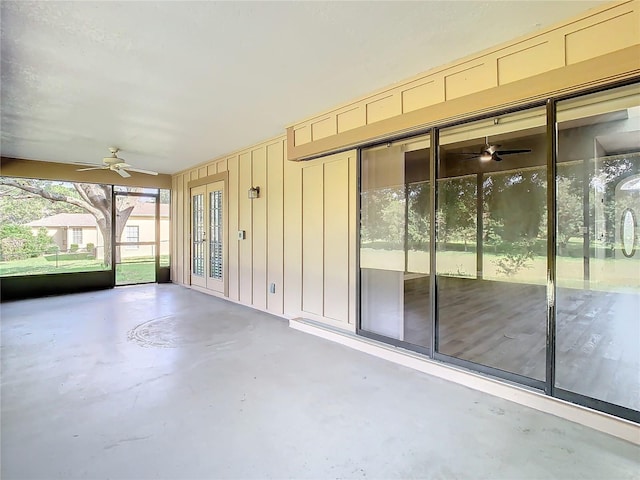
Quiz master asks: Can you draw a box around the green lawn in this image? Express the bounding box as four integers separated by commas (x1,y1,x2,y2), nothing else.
0,255,108,276
116,261,156,285
0,255,169,284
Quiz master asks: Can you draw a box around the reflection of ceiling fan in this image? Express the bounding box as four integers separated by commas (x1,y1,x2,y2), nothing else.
75,148,158,178
457,137,532,162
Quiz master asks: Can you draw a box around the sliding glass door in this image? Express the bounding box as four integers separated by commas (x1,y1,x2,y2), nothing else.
357,82,640,421
555,83,640,413
359,135,432,351
436,107,548,384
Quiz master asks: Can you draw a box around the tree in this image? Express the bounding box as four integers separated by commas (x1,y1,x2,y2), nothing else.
0,183,83,224
0,178,138,266
0,225,56,261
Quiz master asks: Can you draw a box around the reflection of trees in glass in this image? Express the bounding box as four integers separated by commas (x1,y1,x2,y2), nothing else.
485,169,546,276
407,182,429,249
437,176,476,248
556,155,639,257
596,156,639,251
556,162,584,256
485,170,546,242
360,186,405,249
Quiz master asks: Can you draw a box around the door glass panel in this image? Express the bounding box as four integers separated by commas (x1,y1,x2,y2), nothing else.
209,189,223,279
437,107,547,380
555,83,640,410
360,135,432,349
192,193,205,277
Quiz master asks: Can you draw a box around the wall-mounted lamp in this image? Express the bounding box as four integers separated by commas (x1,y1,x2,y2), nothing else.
248,186,260,199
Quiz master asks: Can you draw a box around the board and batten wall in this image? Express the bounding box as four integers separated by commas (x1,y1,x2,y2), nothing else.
172,0,639,333
171,138,357,329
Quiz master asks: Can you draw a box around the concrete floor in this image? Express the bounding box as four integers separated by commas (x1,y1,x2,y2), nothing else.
1,284,638,479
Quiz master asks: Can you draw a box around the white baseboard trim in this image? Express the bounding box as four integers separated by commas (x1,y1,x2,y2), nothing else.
290,317,640,445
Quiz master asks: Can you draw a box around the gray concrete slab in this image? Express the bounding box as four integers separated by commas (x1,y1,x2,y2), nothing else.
1,284,638,479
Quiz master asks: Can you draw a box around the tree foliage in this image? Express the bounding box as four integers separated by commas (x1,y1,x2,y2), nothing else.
0,225,56,261
0,178,139,266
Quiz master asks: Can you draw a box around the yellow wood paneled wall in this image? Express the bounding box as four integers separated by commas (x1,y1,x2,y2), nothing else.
171,137,289,317
171,140,357,328
286,0,640,159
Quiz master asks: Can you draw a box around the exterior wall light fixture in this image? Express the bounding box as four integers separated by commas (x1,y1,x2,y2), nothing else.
248,186,260,199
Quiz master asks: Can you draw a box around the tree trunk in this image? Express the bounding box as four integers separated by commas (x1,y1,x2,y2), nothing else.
96,218,111,266
114,205,135,264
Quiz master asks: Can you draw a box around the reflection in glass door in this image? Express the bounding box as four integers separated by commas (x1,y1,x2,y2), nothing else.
555,84,640,413
436,107,548,384
359,135,432,351
115,192,159,286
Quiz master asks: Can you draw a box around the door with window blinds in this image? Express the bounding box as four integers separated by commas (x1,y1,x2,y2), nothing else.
190,180,226,294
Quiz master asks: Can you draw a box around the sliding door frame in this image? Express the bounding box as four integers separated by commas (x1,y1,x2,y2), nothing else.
356,76,640,423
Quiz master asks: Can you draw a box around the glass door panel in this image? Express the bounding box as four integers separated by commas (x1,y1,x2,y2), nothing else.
191,186,206,288
206,181,225,293
436,107,547,381
360,135,432,350
555,83,640,411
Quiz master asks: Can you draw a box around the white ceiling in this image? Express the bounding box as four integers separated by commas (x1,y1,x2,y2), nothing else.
1,0,607,175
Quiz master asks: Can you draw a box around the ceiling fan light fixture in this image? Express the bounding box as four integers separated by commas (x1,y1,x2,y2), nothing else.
480,151,493,161
76,147,159,176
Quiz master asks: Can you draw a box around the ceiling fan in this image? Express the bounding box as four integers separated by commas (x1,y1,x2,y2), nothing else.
456,137,532,162
75,148,158,178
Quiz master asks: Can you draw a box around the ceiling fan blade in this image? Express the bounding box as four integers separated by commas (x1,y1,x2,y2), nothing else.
76,166,107,172
73,161,104,167
124,167,159,176
495,149,532,155
116,168,131,178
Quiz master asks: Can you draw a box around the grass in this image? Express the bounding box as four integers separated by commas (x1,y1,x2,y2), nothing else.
0,255,108,276
0,255,169,284
116,261,156,285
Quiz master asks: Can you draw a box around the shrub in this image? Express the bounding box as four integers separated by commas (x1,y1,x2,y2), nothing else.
69,243,79,252
86,242,95,252
0,224,55,260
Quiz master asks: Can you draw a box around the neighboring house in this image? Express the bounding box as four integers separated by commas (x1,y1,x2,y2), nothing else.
26,213,100,253
26,204,169,258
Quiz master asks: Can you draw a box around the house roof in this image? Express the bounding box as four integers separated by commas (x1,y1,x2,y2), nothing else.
26,203,169,228
131,203,170,217
27,213,97,228
0,1,607,175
